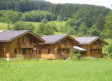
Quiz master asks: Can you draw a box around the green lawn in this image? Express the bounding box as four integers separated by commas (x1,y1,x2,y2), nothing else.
0,59,112,81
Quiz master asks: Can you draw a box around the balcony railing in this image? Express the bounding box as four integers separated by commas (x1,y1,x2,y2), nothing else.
91,45,101,49
58,44,72,48
21,43,33,48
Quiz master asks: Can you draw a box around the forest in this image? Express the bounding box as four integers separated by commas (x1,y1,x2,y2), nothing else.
0,0,112,38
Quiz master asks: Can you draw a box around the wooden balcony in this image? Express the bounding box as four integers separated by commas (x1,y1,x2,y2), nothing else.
21,43,33,48
91,45,101,49
58,44,72,49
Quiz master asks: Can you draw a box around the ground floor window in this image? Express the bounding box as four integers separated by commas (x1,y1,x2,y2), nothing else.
39,50,41,54
48,49,51,54
67,49,70,54
96,49,100,54
90,49,100,54
22,48,26,54
14,49,17,54
58,49,61,54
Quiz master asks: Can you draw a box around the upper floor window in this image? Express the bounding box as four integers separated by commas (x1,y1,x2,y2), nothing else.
63,40,66,45
30,38,36,43
22,38,24,44
30,38,33,43
60,40,66,45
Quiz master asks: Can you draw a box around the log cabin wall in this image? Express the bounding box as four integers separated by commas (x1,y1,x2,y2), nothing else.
0,42,10,58
78,39,103,58
0,33,42,58
39,38,75,59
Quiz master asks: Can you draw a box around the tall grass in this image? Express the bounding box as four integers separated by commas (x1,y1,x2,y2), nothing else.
0,59,112,81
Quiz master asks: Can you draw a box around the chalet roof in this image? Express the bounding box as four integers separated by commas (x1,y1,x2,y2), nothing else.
75,36,108,45
40,34,79,44
0,30,44,42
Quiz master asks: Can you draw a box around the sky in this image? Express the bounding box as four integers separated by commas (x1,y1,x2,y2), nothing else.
46,0,112,9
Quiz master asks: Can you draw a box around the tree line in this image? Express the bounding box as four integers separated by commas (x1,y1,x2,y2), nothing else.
0,0,110,20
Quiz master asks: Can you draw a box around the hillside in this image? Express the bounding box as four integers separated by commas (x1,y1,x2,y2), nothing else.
0,21,66,34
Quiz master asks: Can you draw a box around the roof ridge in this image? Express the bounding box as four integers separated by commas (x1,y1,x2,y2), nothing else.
42,34,68,37
75,36,99,38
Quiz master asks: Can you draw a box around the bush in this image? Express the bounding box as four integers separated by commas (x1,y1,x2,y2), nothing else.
21,10,55,22
70,49,81,61
107,43,112,58
13,21,35,32
36,23,55,36
0,10,22,23
15,54,24,61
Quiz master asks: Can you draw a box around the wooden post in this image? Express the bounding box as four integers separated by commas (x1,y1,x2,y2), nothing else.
3,44,6,58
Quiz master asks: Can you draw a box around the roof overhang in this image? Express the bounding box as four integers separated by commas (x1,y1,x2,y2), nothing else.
0,31,45,43
73,46,87,51
39,35,79,45
75,37,109,45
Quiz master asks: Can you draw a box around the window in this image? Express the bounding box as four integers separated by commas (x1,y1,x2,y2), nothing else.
22,48,26,54
22,38,24,44
39,50,41,54
30,38,36,43
90,49,92,53
63,40,66,45
67,49,70,54
48,49,51,54
14,49,17,54
34,40,36,43
96,49,100,54
30,38,33,43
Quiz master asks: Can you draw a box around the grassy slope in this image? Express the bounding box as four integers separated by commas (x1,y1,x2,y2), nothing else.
27,21,66,35
0,22,11,30
0,59,112,81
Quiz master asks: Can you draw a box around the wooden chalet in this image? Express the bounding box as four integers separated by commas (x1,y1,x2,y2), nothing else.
0,30,44,59
38,35,79,59
74,37,108,58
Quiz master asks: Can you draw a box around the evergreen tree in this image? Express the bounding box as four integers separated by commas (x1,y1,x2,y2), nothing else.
101,11,112,38
57,15,62,22
96,14,105,31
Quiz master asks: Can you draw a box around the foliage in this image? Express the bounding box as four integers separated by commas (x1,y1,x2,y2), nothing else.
0,0,110,20
21,10,55,22
107,43,112,58
101,11,112,38
0,10,22,23
95,14,105,31
57,15,62,22
70,49,81,60
13,21,35,31
54,47,58,53
36,23,55,36
16,54,24,61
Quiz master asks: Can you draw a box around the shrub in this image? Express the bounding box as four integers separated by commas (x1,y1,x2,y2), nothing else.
16,54,24,61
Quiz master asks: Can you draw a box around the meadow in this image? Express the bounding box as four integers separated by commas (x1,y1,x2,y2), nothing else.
0,59,112,81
